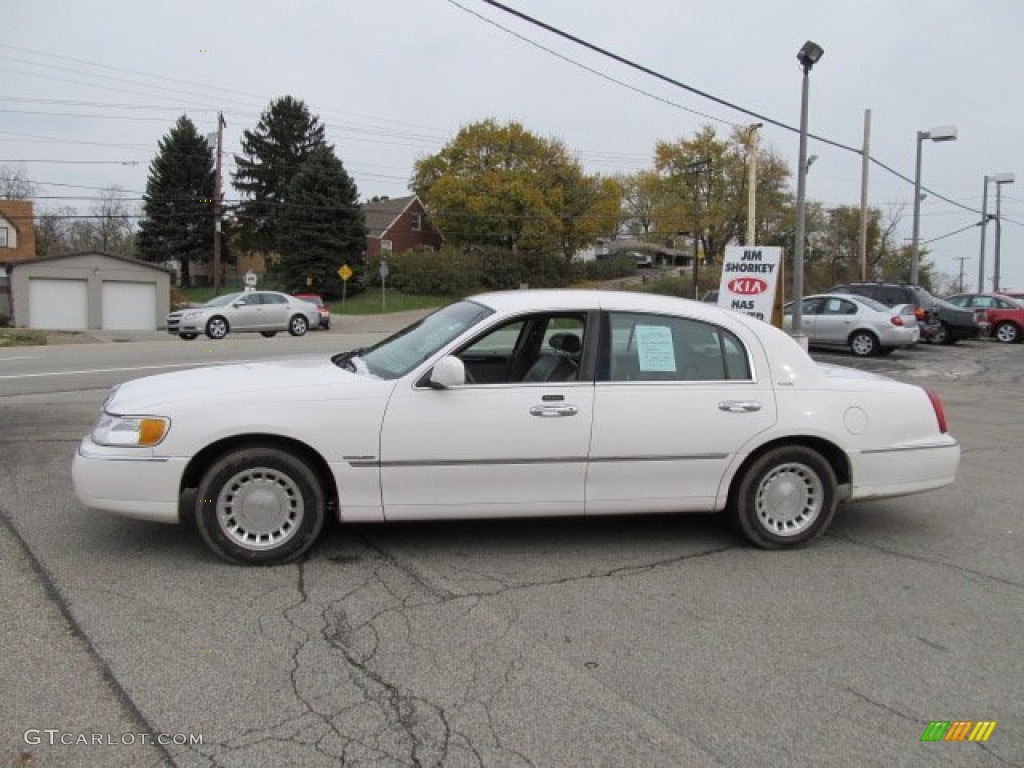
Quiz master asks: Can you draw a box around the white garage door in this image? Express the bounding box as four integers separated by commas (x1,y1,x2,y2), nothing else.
102,281,157,330
28,278,88,330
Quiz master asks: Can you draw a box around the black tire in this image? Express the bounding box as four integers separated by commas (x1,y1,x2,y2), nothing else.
179,333,198,340
260,331,278,338
848,330,879,357
931,321,956,345
994,321,1021,344
288,315,309,337
205,316,229,340
732,445,838,549
195,445,326,565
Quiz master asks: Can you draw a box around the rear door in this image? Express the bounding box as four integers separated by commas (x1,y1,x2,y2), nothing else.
586,311,777,514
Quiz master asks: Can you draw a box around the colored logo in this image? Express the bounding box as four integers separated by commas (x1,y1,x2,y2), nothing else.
920,721,997,742
727,277,768,295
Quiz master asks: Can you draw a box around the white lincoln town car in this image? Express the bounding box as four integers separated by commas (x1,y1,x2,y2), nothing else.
73,290,960,565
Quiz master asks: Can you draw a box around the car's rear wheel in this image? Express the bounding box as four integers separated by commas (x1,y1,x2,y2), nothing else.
195,445,326,565
205,316,229,339
733,445,838,549
260,331,278,338
288,315,309,337
931,321,957,345
848,330,878,357
179,333,198,340
994,321,1021,344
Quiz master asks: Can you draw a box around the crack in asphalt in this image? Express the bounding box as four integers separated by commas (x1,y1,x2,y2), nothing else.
833,533,1024,589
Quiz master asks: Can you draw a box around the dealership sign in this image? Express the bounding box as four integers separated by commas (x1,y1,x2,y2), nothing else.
716,246,782,321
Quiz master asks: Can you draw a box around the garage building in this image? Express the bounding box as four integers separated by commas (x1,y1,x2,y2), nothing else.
7,252,172,331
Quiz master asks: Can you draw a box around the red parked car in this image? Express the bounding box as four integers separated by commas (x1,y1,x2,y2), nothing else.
293,293,331,330
945,292,1024,343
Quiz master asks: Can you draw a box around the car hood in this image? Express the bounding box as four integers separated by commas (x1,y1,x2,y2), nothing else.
106,355,386,414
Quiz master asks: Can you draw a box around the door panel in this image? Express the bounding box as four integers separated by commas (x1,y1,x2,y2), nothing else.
588,311,776,513
380,382,594,519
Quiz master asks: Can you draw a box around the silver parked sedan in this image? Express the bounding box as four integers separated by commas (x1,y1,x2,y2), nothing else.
783,293,919,356
167,290,322,340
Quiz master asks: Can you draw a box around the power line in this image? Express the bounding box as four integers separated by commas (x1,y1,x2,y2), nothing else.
468,0,983,217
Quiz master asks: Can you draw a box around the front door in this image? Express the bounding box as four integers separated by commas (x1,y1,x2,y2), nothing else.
379,312,594,519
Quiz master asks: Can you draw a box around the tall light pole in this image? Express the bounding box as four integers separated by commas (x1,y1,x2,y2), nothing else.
993,173,1015,292
791,40,823,348
746,123,763,245
910,125,957,285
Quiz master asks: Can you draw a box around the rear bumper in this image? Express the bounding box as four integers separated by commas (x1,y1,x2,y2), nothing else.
850,437,960,500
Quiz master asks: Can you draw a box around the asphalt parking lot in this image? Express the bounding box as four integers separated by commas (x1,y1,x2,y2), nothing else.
1,331,1021,767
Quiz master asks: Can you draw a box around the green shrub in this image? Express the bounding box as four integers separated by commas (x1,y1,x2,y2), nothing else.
573,255,638,282
387,247,481,296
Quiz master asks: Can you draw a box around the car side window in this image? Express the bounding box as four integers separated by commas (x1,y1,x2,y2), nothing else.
263,293,287,305
606,312,750,382
239,293,261,306
456,313,586,384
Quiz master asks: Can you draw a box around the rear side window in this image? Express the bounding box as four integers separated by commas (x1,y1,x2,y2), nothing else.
605,312,751,382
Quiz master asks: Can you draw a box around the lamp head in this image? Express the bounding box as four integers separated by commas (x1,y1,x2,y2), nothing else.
925,125,958,142
991,172,1015,185
797,41,824,70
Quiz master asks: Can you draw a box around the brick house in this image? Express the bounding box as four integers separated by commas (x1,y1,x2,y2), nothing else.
0,200,37,265
234,195,443,282
362,195,442,259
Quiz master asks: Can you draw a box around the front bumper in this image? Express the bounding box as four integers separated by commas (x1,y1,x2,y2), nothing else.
72,438,188,523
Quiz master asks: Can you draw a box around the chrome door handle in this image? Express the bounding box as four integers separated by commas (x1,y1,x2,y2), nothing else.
718,400,762,413
530,404,579,418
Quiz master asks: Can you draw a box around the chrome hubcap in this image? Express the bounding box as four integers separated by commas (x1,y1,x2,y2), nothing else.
754,462,823,536
997,325,1016,342
851,335,873,355
216,467,304,550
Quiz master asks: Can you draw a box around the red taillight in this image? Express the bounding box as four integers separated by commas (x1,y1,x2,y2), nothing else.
890,316,904,326
925,388,948,434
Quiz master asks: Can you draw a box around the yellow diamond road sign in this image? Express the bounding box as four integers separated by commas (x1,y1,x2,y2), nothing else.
337,264,353,281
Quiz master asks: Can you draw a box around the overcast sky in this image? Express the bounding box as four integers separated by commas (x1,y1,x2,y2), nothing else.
6,0,1023,290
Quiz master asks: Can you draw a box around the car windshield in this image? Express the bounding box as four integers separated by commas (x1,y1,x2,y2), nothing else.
204,292,243,307
334,300,493,379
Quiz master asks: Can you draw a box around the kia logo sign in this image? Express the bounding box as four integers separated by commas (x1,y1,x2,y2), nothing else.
727,277,768,295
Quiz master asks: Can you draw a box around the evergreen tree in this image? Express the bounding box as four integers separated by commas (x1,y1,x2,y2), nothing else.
276,145,366,296
232,96,327,255
137,116,215,286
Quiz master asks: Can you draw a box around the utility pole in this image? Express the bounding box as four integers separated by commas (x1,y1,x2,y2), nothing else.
858,109,871,281
954,256,970,293
746,123,762,245
213,112,225,293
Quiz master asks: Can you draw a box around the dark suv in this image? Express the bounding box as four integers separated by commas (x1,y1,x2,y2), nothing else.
829,282,982,344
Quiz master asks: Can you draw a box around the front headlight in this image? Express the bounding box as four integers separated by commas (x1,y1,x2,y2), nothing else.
182,310,202,320
92,413,170,447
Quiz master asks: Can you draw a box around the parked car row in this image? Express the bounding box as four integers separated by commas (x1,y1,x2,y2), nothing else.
945,292,1024,344
167,290,331,340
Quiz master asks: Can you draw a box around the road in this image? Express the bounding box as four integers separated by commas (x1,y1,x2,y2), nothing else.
1,329,1021,767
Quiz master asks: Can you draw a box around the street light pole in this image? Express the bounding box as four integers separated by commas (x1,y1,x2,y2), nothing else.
791,40,823,348
993,174,1015,292
910,125,957,285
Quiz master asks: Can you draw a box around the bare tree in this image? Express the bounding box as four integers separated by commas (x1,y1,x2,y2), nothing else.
0,164,35,200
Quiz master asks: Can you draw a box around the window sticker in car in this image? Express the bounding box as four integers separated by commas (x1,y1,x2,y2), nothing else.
635,325,676,372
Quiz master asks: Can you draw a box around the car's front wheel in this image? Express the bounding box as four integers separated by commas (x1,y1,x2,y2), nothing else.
848,330,878,357
288,315,309,337
994,321,1021,344
205,316,229,339
195,445,326,565
732,445,838,549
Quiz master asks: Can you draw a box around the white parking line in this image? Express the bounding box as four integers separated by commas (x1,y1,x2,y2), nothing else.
0,355,42,362
0,360,246,380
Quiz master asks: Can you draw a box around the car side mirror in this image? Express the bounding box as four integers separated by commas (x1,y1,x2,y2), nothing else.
428,356,466,389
